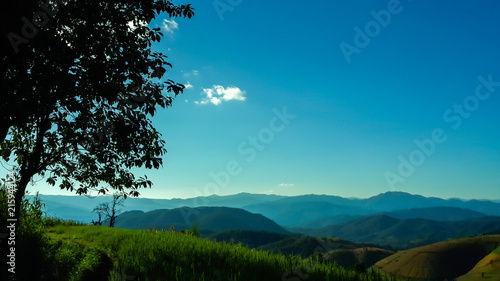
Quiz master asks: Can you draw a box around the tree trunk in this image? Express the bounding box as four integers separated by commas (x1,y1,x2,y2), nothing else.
14,169,32,222
13,117,49,221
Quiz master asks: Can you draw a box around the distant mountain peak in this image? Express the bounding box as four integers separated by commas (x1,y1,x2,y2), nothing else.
377,191,416,197
115,206,289,235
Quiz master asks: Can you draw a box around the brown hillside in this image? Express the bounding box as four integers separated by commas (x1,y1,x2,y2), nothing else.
313,247,394,269
373,236,500,281
457,246,500,281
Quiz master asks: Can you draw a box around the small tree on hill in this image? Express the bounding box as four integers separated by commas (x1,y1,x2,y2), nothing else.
93,194,125,227
91,213,103,226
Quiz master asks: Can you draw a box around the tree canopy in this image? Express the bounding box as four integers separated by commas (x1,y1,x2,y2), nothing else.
0,0,194,216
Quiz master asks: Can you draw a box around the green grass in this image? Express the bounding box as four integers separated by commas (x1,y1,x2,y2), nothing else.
0,192,389,281
45,225,389,281
493,246,500,254
207,229,291,248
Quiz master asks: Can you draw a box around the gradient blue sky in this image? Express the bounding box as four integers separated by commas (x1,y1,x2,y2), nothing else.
27,0,500,199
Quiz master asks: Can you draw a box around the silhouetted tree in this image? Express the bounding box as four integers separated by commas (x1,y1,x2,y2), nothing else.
93,194,124,227
1,1,194,144
0,0,194,220
91,213,103,226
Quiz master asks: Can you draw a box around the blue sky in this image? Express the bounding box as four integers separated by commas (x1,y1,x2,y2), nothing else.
28,0,500,199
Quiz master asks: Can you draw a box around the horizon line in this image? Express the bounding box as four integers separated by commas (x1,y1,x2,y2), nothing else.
27,191,500,202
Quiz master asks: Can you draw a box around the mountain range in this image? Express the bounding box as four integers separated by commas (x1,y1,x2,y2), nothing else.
243,192,500,227
295,215,500,249
32,191,500,226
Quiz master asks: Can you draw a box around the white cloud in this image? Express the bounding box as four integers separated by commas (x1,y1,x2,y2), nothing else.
183,70,199,78
196,85,246,106
162,19,178,34
278,183,294,187
184,81,193,89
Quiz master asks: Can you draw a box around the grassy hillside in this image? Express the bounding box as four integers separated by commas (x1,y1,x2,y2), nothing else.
258,235,389,258
208,230,395,270
312,247,394,270
257,235,394,271
457,246,500,281
373,235,500,281
43,224,388,281
207,229,291,248
1,192,383,281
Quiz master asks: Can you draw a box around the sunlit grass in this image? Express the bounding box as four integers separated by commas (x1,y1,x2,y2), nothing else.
47,225,389,281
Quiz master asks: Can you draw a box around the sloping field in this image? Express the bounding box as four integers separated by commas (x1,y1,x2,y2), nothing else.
44,225,388,281
373,235,500,280
352,247,395,267
458,246,500,281
319,247,394,269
